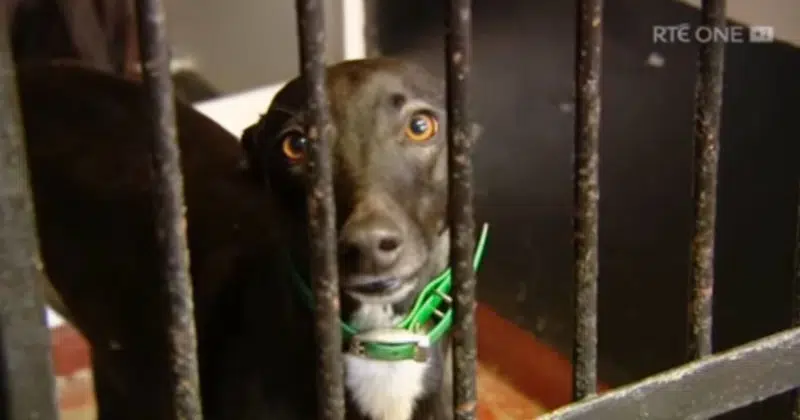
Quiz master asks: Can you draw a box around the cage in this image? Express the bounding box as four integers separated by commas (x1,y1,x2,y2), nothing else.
0,0,798,419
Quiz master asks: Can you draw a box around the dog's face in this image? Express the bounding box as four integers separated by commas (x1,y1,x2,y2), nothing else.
242,58,478,304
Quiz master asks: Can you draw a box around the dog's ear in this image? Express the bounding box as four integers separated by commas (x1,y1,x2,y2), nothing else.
239,124,265,185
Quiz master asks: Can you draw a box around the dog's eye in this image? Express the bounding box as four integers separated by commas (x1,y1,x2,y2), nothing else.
405,112,438,143
281,131,308,162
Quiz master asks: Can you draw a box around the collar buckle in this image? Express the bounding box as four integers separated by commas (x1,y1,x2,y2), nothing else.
348,328,431,362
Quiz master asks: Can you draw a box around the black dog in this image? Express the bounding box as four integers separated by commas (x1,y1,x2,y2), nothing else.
240,58,483,420
20,57,481,420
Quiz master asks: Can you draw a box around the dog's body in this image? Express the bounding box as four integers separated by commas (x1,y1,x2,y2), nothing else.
18,62,284,420
19,58,475,419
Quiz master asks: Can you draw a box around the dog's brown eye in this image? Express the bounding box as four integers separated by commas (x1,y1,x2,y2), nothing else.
405,112,438,143
281,132,307,161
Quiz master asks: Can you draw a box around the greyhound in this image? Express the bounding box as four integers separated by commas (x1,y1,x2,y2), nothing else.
19,57,483,420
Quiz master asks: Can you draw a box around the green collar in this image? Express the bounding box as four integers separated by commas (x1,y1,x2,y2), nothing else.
289,223,490,362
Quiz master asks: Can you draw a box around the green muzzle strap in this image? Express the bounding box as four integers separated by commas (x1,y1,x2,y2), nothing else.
289,223,490,362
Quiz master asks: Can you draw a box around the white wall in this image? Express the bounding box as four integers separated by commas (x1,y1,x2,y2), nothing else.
161,0,353,95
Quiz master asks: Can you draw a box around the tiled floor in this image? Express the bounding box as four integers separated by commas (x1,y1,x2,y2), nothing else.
477,364,547,418
51,325,95,419
51,319,548,419
58,371,96,420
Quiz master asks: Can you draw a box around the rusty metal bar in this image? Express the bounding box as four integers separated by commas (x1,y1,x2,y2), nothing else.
294,1,346,419
133,1,204,418
0,6,59,420
539,326,800,420
793,182,800,420
687,0,726,361
363,0,381,57
572,0,603,402
445,1,478,418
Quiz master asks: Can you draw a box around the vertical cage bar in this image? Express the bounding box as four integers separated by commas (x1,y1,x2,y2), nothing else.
445,1,478,418
793,181,800,420
363,0,381,57
572,0,603,402
687,0,726,361
0,7,59,420
133,1,204,418
294,1,346,419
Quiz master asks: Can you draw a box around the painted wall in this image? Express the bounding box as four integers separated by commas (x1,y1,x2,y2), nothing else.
160,0,367,95
159,0,799,97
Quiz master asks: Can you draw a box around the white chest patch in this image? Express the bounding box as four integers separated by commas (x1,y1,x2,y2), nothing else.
345,304,429,420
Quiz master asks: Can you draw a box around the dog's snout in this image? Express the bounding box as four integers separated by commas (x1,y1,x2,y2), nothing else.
340,217,404,272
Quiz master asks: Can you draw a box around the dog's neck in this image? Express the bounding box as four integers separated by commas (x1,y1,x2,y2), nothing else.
278,225,451,419
341,229,451,420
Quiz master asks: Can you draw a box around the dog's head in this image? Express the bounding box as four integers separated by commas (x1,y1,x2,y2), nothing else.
241,58,480,305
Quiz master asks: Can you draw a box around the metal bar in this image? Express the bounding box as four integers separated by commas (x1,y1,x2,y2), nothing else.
294,1,346,419
687,0,726,361
793,182,800,420
445,1,478,419
363,0,381,57
0,6,59,419
572,0,603,402
133,1,204,418
540,326,800,420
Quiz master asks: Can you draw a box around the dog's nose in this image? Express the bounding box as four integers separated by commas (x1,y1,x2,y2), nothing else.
340,218,404,272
